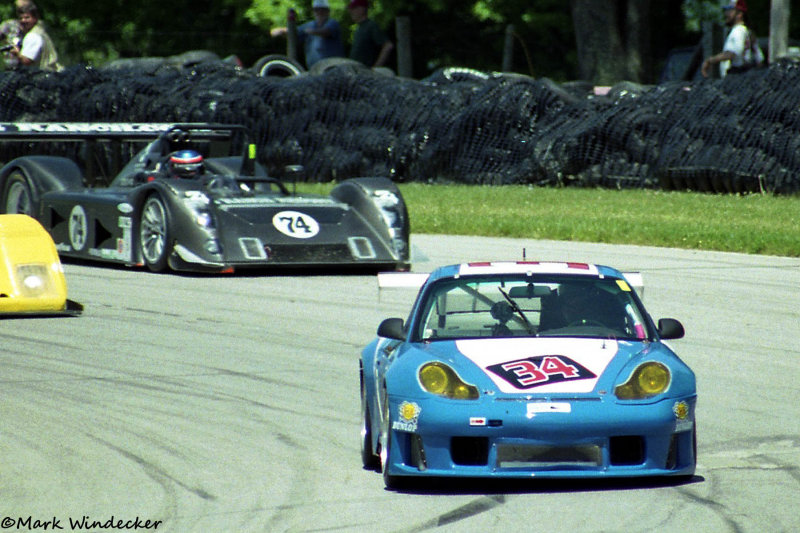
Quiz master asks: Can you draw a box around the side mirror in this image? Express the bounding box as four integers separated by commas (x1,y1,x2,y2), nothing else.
377,317,405,340
657,318,685,340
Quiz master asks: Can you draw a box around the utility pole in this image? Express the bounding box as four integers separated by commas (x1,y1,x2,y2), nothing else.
768,0,790,63
396,17,413,78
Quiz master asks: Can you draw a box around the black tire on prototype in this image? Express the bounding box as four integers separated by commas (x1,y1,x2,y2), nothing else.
2,170,35,215
138,194,172,272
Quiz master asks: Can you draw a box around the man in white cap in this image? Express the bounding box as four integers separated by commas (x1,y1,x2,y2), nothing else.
271,0,344,67
701,0,764,77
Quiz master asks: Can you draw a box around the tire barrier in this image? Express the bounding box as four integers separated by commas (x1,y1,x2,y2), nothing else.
1,58,799,193
252,54,305,78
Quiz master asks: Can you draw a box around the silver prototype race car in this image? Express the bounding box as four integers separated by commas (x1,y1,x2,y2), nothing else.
0,122,410,273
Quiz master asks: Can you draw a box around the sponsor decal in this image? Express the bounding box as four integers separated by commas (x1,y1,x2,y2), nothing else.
272,197,337,205
391,401,421,433
673,400,693,432
469,417,487,426
117,217,132,261
216,197,336,206
272,210,320,239
3,123,173,133
68,205,88,251
526,402,572,419
487,355,596,390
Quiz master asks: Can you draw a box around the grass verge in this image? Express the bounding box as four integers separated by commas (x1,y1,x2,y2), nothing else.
296,183,800,257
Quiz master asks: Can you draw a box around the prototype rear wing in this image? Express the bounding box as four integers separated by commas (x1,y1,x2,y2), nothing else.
0,123,246,144
0,122,176,140
0,122,256,185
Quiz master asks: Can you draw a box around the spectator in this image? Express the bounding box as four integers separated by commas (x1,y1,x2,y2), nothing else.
0,0,31,70
701,0,764,78
347,0,393,68
271,0,344,68
9,1,61,71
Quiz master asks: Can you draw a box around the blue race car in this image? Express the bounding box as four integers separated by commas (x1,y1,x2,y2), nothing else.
360,261,696,489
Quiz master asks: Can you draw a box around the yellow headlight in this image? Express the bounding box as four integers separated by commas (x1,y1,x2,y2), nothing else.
615,362,671,400
637,363,670,394
418,362,479,400
419,363,449,395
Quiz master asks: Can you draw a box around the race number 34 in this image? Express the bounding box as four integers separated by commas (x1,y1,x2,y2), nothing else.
272,210,320,239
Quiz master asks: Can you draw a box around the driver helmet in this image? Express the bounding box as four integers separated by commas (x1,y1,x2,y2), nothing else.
168,150,204,178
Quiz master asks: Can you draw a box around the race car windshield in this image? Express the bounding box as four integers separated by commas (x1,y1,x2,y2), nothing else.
415,275,650,341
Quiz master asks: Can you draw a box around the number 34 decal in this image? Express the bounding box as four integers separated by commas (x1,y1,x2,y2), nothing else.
272,210,320,239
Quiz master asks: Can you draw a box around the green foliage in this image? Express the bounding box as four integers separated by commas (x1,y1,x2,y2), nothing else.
682,0,724,32
8,1,794,84
31,0,273,67
298,183,800,257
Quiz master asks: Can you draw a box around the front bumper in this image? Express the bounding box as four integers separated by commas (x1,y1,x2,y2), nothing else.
384,395,697,479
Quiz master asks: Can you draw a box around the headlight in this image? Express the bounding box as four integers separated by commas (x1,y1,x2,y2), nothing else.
16,264,53,296
419,362,479,399
182,191,215,229
614,362,671,400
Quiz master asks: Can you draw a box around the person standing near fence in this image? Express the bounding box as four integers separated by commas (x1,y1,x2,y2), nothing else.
8,1,61,71
1,0,32,70
701,0,764,78
271,0,344,68
347,0,393,68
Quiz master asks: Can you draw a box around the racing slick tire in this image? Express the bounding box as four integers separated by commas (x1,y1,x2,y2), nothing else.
138,194,173,272
252,54,305,78
360,371,380,471
2,170,36,216
379,384,405,490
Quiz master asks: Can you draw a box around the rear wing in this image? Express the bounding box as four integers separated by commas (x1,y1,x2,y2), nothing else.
377,271,645,297
0,122,247,140
0,122,176,140
0,122,256,185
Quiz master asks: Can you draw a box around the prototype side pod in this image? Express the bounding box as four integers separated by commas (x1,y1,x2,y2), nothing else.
0,214,82,316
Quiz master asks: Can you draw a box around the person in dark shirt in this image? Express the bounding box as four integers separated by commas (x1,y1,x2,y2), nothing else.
347,0,393,68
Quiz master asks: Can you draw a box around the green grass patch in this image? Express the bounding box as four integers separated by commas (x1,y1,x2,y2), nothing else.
296,183,800,257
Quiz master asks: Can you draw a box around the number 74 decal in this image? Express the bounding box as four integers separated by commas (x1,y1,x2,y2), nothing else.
272,210,320,239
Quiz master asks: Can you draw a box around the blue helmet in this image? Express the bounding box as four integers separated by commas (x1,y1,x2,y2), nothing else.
168,149,204,178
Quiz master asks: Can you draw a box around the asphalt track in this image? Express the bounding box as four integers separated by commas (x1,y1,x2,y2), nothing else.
2,234,799,533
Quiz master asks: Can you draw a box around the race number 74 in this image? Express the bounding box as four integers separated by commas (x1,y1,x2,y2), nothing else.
272,210,320,239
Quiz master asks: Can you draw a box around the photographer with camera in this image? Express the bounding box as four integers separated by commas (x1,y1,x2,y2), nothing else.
5,1,61,71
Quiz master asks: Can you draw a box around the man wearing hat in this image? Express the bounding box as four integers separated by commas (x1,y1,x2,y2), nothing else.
701,0,764,77
347,0,393,68
271,0,344,67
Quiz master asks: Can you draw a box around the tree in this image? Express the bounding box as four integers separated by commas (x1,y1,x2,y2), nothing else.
569,0,654,84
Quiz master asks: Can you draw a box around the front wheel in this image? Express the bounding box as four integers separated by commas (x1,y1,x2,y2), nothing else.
2,171,35,215
138,195,172,272
379,386,404,490
360,372,380,471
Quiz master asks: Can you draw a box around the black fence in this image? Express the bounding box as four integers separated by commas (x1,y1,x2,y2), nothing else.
1,58,798,193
